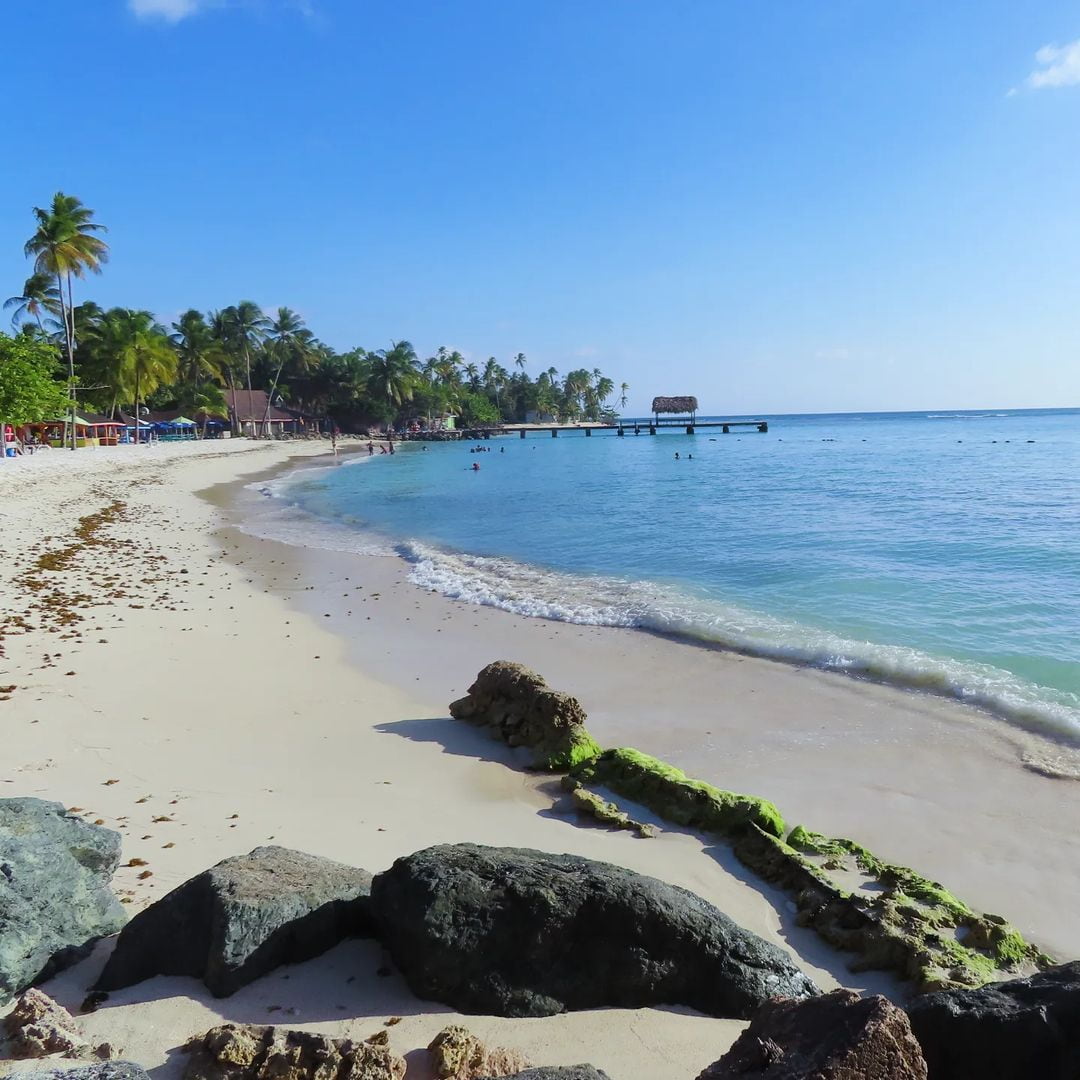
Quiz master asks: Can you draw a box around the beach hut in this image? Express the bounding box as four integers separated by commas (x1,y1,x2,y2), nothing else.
651,396,699,425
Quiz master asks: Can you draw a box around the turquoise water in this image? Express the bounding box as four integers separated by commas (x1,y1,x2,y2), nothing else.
272,409,1080,740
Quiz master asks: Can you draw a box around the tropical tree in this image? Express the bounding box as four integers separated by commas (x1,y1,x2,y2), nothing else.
619,381,630,410
4,273,62,334
220,300,268,401
263,306,311,434
365,341,418,419
110,310,177,439
514,351,527,372
170,310,222,387
23,192,108,447
0,332,69,428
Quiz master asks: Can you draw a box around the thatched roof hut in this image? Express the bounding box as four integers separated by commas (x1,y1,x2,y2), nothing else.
651,396,698,416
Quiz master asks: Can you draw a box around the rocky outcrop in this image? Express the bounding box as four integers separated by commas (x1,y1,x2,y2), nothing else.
95,846,372,997
184,1024,406,1080
477,1070,612,1080
906,961,1080,1079
4,987,93,1059
370,843,818,1018
5,1066,149,1080
428,1024,531,1079
449,662,601,771
570,748,786,838
697,989,927,1079
0,798,126,1003
736,826,1050,993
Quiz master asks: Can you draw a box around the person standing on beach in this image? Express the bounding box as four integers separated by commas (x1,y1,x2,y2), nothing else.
367,441,374,455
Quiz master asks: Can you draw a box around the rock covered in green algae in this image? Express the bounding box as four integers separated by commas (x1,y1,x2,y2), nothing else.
369,843,819,1019
741,824,1052,993
570,747,786,838
560,776,655,837
449,661,602,771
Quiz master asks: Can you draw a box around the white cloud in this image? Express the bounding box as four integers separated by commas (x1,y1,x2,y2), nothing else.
128,0,319,23
1021,38,1080,91
128,0,205,21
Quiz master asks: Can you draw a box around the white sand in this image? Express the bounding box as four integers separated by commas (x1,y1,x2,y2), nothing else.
0,440,1075,1077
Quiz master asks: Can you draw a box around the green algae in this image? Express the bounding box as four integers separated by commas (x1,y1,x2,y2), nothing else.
561,776,655,838
540,730,602,773
571,747,786,838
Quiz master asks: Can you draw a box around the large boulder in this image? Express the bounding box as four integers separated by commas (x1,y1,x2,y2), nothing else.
183,1023,405,1080
95,846,372,997
0,798,126,1003
697,989,927,1079
906,961,1080,1079
4,1066,149,1080
369,843,819,1018
449,661,601,770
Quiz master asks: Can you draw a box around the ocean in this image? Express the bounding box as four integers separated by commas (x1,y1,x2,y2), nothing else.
260,408,1080,742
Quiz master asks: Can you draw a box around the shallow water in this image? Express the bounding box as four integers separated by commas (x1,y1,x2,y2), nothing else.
264,409,1080,740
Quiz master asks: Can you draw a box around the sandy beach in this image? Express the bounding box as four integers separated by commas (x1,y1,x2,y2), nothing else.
0,441,1076,1077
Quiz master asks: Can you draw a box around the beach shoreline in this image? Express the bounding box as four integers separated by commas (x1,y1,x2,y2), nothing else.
0,441,1077,1076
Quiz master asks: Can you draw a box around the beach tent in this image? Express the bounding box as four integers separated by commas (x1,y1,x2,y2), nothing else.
154,416,198,440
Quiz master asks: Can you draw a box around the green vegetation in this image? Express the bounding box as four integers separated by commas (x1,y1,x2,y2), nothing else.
5,191,627,438
571,747,787,838
0,334,70,424
540,729,603,772
562,777,655,838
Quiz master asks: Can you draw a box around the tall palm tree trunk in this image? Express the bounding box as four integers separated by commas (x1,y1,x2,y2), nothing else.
56,271,76,450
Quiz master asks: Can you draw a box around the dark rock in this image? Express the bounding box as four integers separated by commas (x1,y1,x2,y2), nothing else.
183,1023,405,1080
478,1070,612,1080
449,661,601,770
5,1065,149,1080
369,843,819,1018
0,798,126,1004
906,961,1080,1080
95,846,372,997
697,989,927,1079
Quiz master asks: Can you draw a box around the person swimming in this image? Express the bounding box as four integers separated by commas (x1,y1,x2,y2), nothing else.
471,462,480,471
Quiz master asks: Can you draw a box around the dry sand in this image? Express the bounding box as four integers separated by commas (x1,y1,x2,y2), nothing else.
0,440,1076,1078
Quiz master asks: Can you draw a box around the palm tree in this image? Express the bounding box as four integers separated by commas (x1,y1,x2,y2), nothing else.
463,362,479,390
24,192,109,448
514,352,527,373
366,340,419,421
263,307,310,434
114,310,177,441
4,273,62,333
170,310,223,387
222,300,268,401
619,382,630,410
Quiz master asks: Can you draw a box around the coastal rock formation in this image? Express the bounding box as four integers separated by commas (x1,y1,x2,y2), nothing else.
5,987,92,1059
570,748,786,838
449,661,601,771
95,846,372,997
0,798,126,1003
735,826,1050,993
5,1066,149,1080
477,1070,612,1080
561,777,655,838
184,1023,406,1080
428,1024,531,1078
906,961,1080,1079
369,843,818,1018
696,989,927,1079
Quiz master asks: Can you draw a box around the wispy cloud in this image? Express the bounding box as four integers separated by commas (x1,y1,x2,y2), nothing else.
1016,38,1080,92
128,0,318,23
128,0,206,21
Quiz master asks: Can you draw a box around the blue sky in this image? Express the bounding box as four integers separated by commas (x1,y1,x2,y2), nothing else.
3,1,1080,413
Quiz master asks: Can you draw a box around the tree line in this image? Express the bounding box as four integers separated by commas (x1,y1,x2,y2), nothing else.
2,192,629,436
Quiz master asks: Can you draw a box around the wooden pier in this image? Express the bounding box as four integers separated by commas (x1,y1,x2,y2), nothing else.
452,418,769,440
